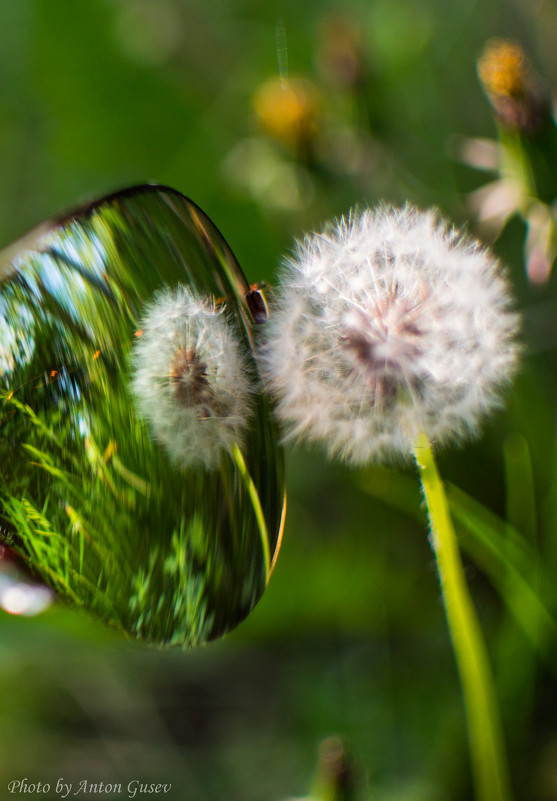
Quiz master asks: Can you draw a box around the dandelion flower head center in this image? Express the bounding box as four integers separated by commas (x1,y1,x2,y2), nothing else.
342,286,428,400
170,346,214,414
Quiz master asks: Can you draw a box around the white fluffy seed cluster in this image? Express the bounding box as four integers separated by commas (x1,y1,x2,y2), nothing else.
260,206,520,464
131,286,253,470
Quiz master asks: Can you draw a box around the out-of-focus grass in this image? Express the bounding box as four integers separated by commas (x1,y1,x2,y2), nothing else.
2,0,557,799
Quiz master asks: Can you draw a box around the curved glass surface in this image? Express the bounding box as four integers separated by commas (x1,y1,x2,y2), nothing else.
0,185,285,647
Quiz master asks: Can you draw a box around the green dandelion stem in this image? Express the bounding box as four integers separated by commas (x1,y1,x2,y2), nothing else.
232,443,271,581
413,432,512,801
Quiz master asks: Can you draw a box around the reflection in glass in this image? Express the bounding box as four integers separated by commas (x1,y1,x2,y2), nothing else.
0,185,285,647
0,544,53,617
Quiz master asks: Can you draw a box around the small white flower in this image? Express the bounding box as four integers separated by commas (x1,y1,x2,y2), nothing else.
131,286,253,469
261,206,520,464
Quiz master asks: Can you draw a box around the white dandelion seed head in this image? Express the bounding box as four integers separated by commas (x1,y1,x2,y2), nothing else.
131,286,253,470
261,205,520,465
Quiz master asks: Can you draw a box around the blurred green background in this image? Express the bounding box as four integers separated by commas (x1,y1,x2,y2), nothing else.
1,0,557,799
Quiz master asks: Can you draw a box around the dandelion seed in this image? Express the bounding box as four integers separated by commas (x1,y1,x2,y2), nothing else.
131,286,253,470
261,206,520,464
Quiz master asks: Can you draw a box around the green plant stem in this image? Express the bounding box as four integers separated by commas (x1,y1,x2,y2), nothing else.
232,443,271,581
413,432,512,801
